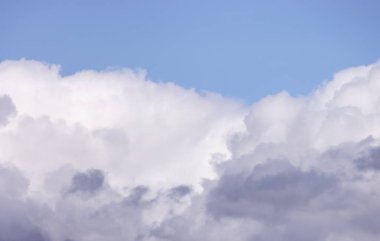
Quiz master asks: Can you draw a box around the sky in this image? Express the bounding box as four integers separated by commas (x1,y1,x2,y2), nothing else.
1,0,380,102
1,1,380,241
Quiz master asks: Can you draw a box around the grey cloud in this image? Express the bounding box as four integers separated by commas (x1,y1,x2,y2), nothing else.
355,146,380,171
67,169,105,195
0,95,16,126
0,166,28,198
150,140,380,241
124,186,149,206
168,185,192,200
0,166,152,241
0,226,46,241
350,207,380,235
0,167,47,241
207,160,337,221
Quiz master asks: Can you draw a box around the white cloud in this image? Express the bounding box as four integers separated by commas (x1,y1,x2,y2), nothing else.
0,59,246,194
0,59,380,241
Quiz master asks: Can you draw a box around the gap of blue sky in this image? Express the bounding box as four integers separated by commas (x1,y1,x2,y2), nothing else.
1,0,379,102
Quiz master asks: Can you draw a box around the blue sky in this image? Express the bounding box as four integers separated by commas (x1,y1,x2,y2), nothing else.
2,2,380,240
1,0,379,102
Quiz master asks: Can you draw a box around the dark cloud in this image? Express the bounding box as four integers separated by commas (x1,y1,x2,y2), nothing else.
207,160,337,221
168,185,192,200
355,146,380,171
124,186,149,206
0,226,46,241
0,166,28,198
349,207,380,235
67,169,105,195
0,95,16,126
0,167,47,241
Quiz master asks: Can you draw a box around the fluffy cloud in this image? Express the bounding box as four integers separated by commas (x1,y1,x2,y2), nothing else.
0,59,245,193
0,59,380,240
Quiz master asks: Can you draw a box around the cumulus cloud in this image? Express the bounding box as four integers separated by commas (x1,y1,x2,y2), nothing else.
0,59,380,240
0,59,245,193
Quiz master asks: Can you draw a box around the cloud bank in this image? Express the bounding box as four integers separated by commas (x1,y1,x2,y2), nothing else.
0,59,380,241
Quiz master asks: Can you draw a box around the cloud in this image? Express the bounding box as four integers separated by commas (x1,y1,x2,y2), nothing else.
0,59,245,241
168,185,192,200
0,59,245,193
355,145,380,171
0,94,16,126
0,59,380,240
0,166,47,241
66,169,105,196
207,159,337,221
150,60,380,241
